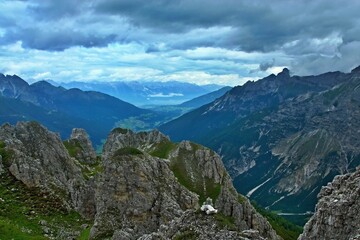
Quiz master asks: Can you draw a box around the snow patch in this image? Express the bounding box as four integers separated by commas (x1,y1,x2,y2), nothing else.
246,178,272,197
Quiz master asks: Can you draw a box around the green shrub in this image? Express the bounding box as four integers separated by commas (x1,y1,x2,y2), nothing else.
0,141,14,166
114,147,143,156
214,213,236,230
0,171,92,240
63,139,83,158
150,140,176,159
170,145,221,204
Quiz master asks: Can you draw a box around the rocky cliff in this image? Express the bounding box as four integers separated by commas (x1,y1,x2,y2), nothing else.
91,128,280,239
0,122,280,239
0,122,95,219
299,167,360,240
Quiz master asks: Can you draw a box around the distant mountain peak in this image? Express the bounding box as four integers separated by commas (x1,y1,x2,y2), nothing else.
277,68,290,78
351,65,360,74
31,80,55,87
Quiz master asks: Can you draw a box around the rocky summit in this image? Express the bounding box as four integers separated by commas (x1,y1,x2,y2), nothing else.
0,121,280,239
91,128,280,239
299,167,360,240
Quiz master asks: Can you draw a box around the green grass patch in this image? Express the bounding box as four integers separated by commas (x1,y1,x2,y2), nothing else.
252,202,303,240
0,170,92,240
171,162,221,204
204,179,221,204
150,140,176,159
0,141,14,167
214,213,236,230
63,139,83,158
76,156,104,180
114,147,143,156
238,194,247,204
78,226,91,240
170,145,221,204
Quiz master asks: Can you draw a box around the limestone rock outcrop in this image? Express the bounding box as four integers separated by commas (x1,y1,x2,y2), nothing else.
68,128,97,164
0,122,281,239
0,122,95,219
299,167,360,240
90,128,280,239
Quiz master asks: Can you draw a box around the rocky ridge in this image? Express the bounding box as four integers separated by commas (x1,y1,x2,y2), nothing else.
0,121,95,219
299,167,360,240
0,121,280,239
91,128,280,239
160,66,360,214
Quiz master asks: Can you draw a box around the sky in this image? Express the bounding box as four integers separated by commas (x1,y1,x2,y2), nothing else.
1,0,360,86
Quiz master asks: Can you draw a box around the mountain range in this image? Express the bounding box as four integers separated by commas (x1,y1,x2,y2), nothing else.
0,74,154,146
179,86,232,108
0,74,231,148
1,65,360,237
50,80,225,106
160,67,360,217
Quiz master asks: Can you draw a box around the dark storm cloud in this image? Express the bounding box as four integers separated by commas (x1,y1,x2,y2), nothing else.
1,0,359,54
2,26,119,51
93,0,360,52
27,0,89,20
1,0,360,80
259,59,275,72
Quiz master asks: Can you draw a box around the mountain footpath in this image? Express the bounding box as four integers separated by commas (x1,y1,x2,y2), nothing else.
0,121,280,239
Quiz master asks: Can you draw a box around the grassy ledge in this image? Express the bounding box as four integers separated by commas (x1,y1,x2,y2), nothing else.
170,145,221,204
150,140,176,159
0,169,92,240
113,147,143,157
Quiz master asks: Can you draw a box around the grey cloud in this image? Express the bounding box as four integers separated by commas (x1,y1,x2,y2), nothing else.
93,0,360,52
290,40,360,76
1,0,360,80
27,0,89,21
259,59,275,72
2,26,117,51
1,0,360,54
145,44,162,53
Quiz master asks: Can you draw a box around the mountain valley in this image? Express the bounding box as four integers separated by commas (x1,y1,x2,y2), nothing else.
160,67,360,218
0,66,359,239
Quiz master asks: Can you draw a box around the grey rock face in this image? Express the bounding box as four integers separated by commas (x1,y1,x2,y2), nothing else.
0,122,95,219
171,140,278,239
134,210,267,240
90,137,199,239
0,122,280,239
69,128,97,164
102,128,169,160
299,167,360,240
90,129,280,239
